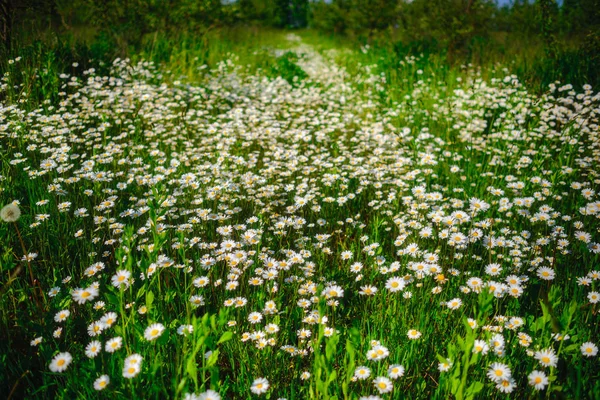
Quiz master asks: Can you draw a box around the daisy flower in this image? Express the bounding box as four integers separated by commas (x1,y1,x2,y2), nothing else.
49,352,72,373
485,263,502,276
487,362,511,383
438,360,452,372
323,284,344,299
111,270,132,288
373,376,393,394
178,325,194,336
350,262,363,273
446,298,462,310
354,366,371,380
93,375,110,391
88,321,104,337
528,370,548,390
100,312,118,328
537,267,555,281
580,342,598,357
123,364,141,379
265,323,279,334
250,377,269,395
297,329,311,339
472,340,489,354
385,277,405,292
123,354,143,378
144,323,165,341
193,276,210,287
367,345,389,361
387,364,405,379
407,329,422,339
105,336,123,353
496,378,516,393
54,310,70,322
198,389,221,400
85,340,102,358
125,353,143,367
72,286,99,304
190,295,205,307
359,285,378,295
534,348,558,368
248,312,263,324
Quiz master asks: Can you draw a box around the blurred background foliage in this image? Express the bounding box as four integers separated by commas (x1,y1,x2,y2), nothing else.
0,0,599,90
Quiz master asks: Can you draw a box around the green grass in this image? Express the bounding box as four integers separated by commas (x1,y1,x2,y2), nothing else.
1,27,599,399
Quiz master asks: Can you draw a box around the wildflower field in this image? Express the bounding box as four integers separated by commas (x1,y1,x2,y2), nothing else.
1,30,599,399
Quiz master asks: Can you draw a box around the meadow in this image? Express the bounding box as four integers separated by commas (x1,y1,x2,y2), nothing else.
1,28,599,399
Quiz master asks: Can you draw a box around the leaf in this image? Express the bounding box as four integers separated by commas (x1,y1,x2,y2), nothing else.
451,373,461,395
136,286,146,300
325,333,339,360
452,361,461,382
327,370,337,383
105,292,119,307
206,349,220,368
550,385,563,392
217,331,233,345
146,290,154,309
563,343,579,353
456,335,465,351
436,353,449,364
465,381,484,396
186,356,198,385
316,380,326,393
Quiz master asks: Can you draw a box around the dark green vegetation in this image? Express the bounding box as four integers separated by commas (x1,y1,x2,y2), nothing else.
1,0,600,93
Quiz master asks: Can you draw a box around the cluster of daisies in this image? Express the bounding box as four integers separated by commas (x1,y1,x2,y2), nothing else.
1,33,599,398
